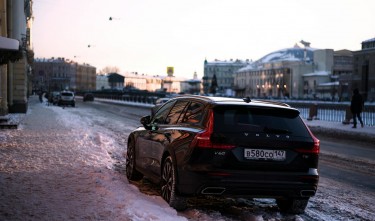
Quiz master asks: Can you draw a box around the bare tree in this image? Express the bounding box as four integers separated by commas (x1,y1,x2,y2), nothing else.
97,66,121,75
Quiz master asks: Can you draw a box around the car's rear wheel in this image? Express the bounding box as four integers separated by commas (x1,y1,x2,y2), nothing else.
125,138,143,181
276,197,309,214
161,156,187,211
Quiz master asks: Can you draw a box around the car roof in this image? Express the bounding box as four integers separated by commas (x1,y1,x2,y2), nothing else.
170,95,297,111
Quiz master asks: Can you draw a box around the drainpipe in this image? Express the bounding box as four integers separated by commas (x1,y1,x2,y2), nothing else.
0,1,8,114
7,0,13,108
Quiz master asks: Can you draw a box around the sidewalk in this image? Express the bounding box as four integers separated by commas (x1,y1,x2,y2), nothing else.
304,119,375,144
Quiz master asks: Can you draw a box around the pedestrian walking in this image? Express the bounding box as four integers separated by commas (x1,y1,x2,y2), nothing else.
350,88,364,128
39,92,43,103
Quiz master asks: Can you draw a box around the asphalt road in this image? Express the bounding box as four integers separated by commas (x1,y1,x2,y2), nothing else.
76,99,375,220
79,99,375,193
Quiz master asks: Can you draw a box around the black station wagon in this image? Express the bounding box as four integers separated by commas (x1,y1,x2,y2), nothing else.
125,96,319,214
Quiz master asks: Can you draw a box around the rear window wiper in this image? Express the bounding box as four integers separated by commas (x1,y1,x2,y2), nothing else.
263,126,291,134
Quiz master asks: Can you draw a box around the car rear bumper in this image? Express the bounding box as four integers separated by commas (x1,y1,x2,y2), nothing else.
58,100,75,105
177,168,319,198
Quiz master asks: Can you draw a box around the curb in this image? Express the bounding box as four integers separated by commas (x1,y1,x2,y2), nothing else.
309,125,375,144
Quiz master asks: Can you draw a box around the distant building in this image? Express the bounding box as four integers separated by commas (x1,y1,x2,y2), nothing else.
203,59,251,96
161,75,186,93
33,58,74,92
98,71,200,94
107,73,124,90
180,72,201,94
304,49,334,99
124,72,163,92
234,44,337,99
75,63,96,91
33,57,96,92
96,74,110,90
332,49,353,101
352,38,375,101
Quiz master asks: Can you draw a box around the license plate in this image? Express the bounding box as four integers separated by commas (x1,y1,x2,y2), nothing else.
244,149,286,161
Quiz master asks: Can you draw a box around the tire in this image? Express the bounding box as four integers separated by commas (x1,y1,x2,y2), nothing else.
161,156,187,211
125,138,143,181
276,197,309,214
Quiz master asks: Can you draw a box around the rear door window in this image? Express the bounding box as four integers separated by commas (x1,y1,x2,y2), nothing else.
165,100,189,124
152,101,176,124
213,106,310,137
181,102,205,125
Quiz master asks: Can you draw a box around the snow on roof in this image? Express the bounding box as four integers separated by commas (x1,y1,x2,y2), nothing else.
303,71,331,77
237,64,257,72
205,59,251,66
258,47,316,63
0,36,19,50
318,81,340,86
362,38,375,43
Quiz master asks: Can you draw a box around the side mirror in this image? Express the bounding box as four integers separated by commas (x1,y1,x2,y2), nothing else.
140,115,151,126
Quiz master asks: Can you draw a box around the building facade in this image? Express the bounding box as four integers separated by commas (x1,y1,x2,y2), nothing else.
123,72,163,92
180,72,201,95
203,59,251,96
96,74,110,90
75,63,96,91
33,57,96,93
234,46,337,99
352,38,375,101
333,50,353,101
107,73,124,90
0,0,33,114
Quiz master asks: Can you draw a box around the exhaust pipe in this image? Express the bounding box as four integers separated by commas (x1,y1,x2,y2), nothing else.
201,187,226,195
300,190,315,197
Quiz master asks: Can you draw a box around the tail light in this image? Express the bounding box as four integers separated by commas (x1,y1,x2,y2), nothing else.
296,120,320,154
296,136,320,154
191,110,235,149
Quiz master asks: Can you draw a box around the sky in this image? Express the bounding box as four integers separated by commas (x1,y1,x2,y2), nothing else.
32,0,375,78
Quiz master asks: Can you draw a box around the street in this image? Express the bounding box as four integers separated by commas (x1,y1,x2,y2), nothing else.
0,96,374,221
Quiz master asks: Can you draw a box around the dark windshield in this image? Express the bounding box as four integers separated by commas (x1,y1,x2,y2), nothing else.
61,92,73,96
213,106,310,137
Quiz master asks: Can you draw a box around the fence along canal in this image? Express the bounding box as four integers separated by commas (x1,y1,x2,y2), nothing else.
286,101,375,126
93,93,375,127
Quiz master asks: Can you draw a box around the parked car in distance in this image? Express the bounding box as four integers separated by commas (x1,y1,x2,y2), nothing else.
83,93,94,102
126,95,320,214
151,97,171,116
50,91,60,105
58,91,75,107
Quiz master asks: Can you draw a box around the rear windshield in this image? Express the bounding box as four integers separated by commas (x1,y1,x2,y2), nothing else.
213,106,310,137
61,92,73,96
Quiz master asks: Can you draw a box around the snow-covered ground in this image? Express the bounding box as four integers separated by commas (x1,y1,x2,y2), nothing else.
0,98,185,221
0,97,374,221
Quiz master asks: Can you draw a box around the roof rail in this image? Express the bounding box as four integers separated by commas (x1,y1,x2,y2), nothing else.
254,99,290,107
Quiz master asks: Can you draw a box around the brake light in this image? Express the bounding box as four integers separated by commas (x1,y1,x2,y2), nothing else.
296,136,320,154
191,110,235,149
297,121,320,154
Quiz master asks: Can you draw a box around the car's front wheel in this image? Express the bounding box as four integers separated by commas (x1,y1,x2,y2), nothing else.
161,156,187,211
125,138,143,181
276,197,309,214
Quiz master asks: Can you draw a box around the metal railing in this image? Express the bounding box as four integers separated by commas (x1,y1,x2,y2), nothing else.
287,102,375,126
91,94,375,126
